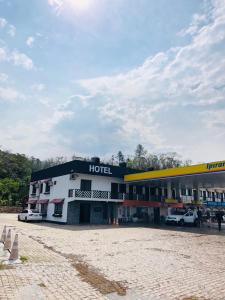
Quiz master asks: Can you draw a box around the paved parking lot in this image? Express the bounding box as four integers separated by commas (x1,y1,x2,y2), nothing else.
0,214,225,300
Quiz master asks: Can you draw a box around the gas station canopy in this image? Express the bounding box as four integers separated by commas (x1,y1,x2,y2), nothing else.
124,160,225,189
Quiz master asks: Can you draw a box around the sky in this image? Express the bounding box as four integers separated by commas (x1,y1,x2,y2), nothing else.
0,0,225,163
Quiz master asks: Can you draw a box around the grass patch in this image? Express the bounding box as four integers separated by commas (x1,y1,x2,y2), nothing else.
38,282,46,288
20,255,28,263
0,262,13,270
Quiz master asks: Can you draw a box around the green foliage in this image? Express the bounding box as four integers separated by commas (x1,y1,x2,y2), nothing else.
126,145,191,171
20,255,28,263
0,148,71,207
116,151,125,164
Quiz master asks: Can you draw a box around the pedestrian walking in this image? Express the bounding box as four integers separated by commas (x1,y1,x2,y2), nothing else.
216,209,223,232
197,207,202,228
206,208,211,228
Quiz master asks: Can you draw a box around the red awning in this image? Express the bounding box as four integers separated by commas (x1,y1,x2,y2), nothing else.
50,198,64,204
28,199,37,204
123,200,161,207
37,199,49,204
168,203,184,208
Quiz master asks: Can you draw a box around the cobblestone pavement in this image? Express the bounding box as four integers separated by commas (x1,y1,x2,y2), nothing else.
1,214,225,300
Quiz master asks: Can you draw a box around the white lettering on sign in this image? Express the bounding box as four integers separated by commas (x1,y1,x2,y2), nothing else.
89,165,112,175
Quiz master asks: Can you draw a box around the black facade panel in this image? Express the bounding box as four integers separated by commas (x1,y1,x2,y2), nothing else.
31,159,141,181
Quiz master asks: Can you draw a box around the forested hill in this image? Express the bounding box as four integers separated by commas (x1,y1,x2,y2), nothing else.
0,145,191,207
0,150,68,207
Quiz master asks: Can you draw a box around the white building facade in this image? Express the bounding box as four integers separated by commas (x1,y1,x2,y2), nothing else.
28,159,138,224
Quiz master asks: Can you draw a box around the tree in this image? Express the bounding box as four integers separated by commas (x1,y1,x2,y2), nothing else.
116,151,125,164
133,144,147,169
0,178,20,206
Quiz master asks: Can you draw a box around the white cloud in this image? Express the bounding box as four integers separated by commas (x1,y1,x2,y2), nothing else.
10,51,34,70
178,13,208,37
0,102,74,158
0,73,8,82
0,17,7,28
0,47,7,61
8,25,16,37
48,0,63,15
0,18,16,37
0,47,34,70
0,86,23,102
31,83,45,92
26,36,35,48
69,0,225,162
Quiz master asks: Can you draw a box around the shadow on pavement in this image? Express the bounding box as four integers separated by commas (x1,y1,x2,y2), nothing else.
21,219,225,236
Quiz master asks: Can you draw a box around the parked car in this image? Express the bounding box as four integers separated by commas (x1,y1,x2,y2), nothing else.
18,209,42,222
165,210,197,226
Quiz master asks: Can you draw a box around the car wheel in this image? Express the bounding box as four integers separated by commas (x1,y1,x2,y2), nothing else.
179,219,185,226
25,217,28,222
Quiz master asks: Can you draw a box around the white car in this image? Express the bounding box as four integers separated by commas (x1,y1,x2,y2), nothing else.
165,211,197,226
18,209,42,222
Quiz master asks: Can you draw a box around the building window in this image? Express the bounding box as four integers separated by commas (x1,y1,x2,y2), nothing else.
45,182,51,194
31,185,36,195
80,179,92,191
136,185,142,195
164,188,168,198
187,189,192,196
181,188,186,196
150,188,155,196
54,203,63,215
119,184,126,193
30,203,36,210
41,204,48,216
40,183,43,194
68,189,73,197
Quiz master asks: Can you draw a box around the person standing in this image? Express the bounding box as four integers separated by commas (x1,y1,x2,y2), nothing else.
197,207,202,228
206,209,211,228
216,209,223,231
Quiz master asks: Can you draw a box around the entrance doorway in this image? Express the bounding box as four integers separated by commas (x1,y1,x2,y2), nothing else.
154,207,160,224
79,203,90,224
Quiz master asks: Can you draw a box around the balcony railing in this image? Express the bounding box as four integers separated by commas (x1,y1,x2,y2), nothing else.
73,190,167,202
74,189,125,200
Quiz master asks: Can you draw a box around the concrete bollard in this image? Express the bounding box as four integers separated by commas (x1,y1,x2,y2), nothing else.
3,229,11,251
9,234,19,261
0,225,7,243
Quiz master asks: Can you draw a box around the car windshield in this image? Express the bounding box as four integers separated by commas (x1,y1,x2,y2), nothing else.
31,209,39,213
172,211,185,215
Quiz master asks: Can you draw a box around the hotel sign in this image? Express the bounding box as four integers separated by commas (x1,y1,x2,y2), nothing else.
89,165,112,175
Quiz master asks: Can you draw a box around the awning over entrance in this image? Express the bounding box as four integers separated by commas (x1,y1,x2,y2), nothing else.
37,199,49,204
28,199,37,204
50,198,64,204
